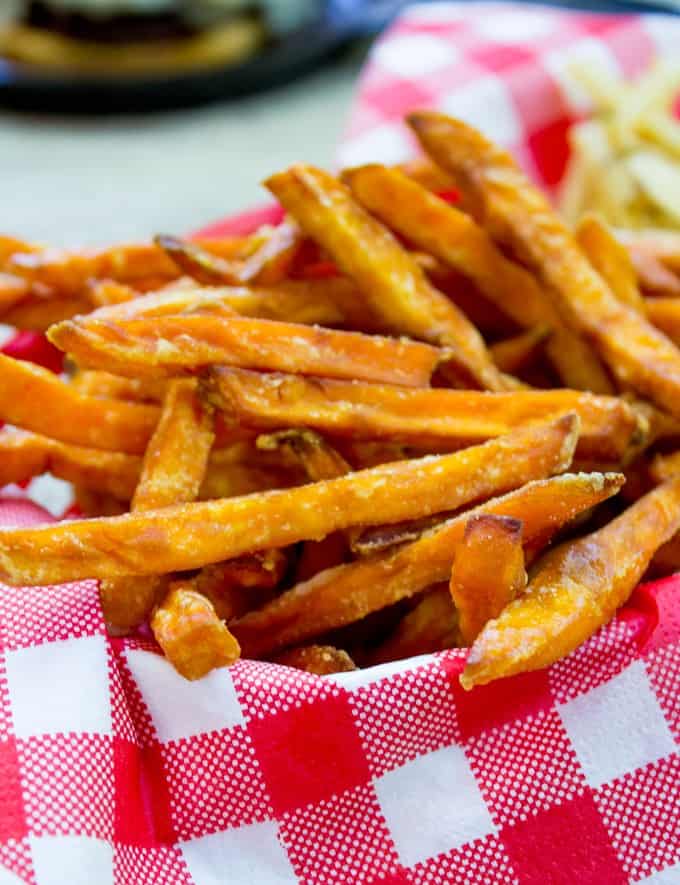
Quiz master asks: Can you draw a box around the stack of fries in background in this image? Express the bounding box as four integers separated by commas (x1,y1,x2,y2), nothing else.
3,110,680,689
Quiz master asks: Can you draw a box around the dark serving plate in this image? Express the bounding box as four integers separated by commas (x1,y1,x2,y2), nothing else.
0,0,676,113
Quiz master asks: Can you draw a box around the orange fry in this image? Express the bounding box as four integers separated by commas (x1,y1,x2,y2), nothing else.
490,326,551,375
644,297,680,347
266,164,510,390
0,415,579,586
206,367,641,460
0,430,140,500
190,550,288,621
257,429,351,481
575,214,644,312
399,157,455,192
151,586,241,681
71,370,167,404
2,296,91,330
409,111,680,418
0,352,158,453
648,533,680,577
232,471,624,657
369,585,460,665
616,228,680,273
628,247,680,297
344,163,612,393
650,449,680,483
450,514,527,645
462,476,680,688
273,645,356,674
48,314,440,386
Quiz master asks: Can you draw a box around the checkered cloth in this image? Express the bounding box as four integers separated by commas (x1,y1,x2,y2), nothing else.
2,4,680,883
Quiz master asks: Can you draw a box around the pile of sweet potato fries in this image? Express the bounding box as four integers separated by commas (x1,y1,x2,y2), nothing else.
2,111,680,687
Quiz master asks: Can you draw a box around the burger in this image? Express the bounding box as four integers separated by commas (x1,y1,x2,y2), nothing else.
0,0,317,75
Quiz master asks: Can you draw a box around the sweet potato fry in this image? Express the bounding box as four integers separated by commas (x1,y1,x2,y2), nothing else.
650,449,680,483
369,585,460,665
100,378,215,633
399,157,455,192
155,235,246,285
450,514,527,645
73,487,128,517
461,476,680,688
71,370,167,404
191,550,288,621
0,430,140,500
232,471,624,657
409,111,680,417
644,297,680,347
0,352,159,453
2,296,91,330
0,273,30,313
648,532,680,576
343,164,612,393
48,315,440,387
490,326,551,375
206,367,641,460
273,645,356,674
86,280,139,307
266,164,510,390
616,228,680,273
257,429,352,481
628,247,680,297
0,415,580,586
575,214,645,312
150,586,241,680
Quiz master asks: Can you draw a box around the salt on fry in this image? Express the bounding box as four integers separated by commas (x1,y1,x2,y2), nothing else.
409,111,680,418
266,164,511,390
48,314,440,387
450,514,526,645
462,476,680,688
232,471,623,657
0,415,580,585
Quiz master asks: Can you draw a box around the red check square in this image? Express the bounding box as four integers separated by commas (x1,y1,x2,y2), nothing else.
501,790,628,885
0,738,27,841
248,691,370,815
409,834,517,885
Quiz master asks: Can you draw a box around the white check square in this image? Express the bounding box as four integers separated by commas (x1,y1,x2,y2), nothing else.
438,75,522,146
6,635,111,738
558,660,676,789
180,821,297,885
125,648,245,743
374,744,494,867
336,123,413,170
544,38,621,112
29,836,113,885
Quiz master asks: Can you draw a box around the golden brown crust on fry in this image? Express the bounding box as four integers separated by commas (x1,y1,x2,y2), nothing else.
369,585,460,664
272,645,356,674
628,247,680,297
575,214,645,312
490,327,552,375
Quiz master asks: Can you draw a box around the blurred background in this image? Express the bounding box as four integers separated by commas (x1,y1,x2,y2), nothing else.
0,0,677,244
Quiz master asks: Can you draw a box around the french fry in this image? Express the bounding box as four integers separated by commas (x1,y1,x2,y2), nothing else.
257,429,352,482
399,157,455,192
650,449,680,483
0,430,141,500
644,297,680,347
617,228,680,273
48,314,441,387
100,379,215,632
71,370,167,404
190,549,288,621
628,247,680,297
206,367,641,460
648,532,680,576
155,235,248,285
450,514,526,645
87,279,139,307
411,112,680,417
369,585,460,665
0,352,159,453
0,415,580,586
2,296,92,330
232,471,624,657
575,214,645,312
490,326,552,375
73,487,128,517
272,645,356,674
266,164,510,391
150,586,241,681
0,273,30,312
343,163,612,392
461,476,680,688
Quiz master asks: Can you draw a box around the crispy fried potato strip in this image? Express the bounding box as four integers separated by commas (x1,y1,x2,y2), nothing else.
410,111,680,417
644,297,680,347
616,228,680,273
344,164,612,392
232,471,623,657
273,645,356,674
575,214,645,312
0,352,158,453
190,550,288,621
490,326,551,375
0,416,579,585
450,514,527,645
266,164,510,390
628,247,680,297
462,476,680,688
48,315,440,387
206,367,641,460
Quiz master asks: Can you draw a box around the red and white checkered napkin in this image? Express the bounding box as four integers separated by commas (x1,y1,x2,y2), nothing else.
2,4,680,883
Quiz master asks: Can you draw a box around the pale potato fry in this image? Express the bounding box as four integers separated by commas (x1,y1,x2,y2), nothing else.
232,471,623,657
575,214,645,311
628,150,680,226
266,164,510,390
344,164,612,392
273,645,356,674
0,415,579,586
409,111,680,418
0,429,140,500
0,352,158,453
48,314,440,387
369,585,460,665
462,476,680,688
637,109,680,159
206,367,641,460
151,586,241,681
490,327,552,375
450,514,526,645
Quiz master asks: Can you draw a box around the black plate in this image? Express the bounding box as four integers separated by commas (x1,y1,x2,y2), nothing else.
0,6,358,113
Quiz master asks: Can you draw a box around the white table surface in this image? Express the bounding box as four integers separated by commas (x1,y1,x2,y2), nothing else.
0,46,368,246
